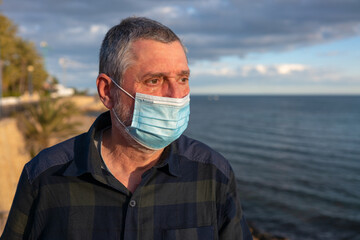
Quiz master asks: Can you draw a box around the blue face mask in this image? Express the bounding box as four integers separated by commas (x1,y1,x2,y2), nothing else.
110,78,190,150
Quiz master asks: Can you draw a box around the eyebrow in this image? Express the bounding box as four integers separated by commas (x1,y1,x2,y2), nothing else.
142,70,190,79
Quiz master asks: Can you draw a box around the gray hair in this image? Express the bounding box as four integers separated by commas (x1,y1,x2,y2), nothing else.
99,17,186,85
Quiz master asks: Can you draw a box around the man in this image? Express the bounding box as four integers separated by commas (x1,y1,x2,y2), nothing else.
1,17,252,239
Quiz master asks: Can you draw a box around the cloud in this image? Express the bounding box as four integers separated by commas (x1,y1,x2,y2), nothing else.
190,58,360,89
90,24,109,35
143,6,181,18
191,61,309,78
276,64,307,75
1,0,359,92
3,0,360,61
58,58,90,70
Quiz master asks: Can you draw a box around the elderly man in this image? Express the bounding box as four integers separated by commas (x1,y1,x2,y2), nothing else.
1,17,252,240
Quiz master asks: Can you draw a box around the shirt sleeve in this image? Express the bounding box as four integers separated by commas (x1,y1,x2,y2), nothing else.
1,167,35,240
218,171,253,240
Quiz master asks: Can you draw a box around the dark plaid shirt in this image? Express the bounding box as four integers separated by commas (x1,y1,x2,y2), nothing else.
1,112,252,240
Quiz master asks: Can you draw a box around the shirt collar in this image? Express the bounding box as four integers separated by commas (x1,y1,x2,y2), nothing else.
63,111,181,178
63,111,111,179
154,142,181,177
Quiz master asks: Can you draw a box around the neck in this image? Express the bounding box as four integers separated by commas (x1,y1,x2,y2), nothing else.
101,126,164,192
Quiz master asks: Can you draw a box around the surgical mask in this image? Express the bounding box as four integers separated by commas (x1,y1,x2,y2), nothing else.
110,78,190,150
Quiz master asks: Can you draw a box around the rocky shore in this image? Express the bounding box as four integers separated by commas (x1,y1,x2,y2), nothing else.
249,222,289,240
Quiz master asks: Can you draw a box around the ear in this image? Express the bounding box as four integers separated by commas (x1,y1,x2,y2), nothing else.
96,73,115,109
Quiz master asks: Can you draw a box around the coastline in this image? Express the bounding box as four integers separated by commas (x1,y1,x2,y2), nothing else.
0,95,288,239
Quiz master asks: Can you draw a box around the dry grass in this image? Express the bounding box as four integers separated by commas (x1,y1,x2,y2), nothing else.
0,95,106,234
0,118,29,211
66,95,107,113
0,118,29,234
0,96,105,209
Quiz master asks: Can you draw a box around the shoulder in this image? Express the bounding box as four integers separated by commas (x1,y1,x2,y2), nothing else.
24,133,87,183
176,135,232,179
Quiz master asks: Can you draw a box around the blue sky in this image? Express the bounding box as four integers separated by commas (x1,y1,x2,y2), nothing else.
1,0,359,95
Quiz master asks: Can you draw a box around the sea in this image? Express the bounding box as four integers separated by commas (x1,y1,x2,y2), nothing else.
184,95,360,240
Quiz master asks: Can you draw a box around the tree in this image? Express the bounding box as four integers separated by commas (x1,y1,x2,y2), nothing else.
0,13,48,96
18,97,80,157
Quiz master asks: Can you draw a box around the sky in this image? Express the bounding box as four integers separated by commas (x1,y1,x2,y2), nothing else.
1,0,360,95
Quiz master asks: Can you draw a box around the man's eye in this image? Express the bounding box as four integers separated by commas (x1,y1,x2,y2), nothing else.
180,77,189,83
147,79,159,85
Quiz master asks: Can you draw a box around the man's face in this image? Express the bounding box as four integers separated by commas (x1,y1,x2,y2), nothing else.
114,39,190,125
122,39,190,98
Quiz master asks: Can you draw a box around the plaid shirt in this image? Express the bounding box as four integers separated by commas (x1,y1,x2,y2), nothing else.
1,112,252,240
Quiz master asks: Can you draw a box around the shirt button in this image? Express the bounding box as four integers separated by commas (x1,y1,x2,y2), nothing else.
129,200,136,207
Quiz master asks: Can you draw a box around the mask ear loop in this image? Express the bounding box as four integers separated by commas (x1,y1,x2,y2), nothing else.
111,108,128,129
109,76,135,136
110,77,135,100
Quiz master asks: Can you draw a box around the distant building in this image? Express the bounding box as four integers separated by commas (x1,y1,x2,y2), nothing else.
50,84,74,98
0,84,74,108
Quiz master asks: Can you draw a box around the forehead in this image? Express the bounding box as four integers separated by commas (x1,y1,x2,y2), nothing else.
130,39,188,64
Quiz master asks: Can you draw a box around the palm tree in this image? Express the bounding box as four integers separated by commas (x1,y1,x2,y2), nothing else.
18,97,80,157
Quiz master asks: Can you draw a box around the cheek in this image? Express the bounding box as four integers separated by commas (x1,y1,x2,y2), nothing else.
146,88,158,95
124,97,135,114
136,86,163,96
115,100,134,124
114,92,135,117
182,84,190,96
